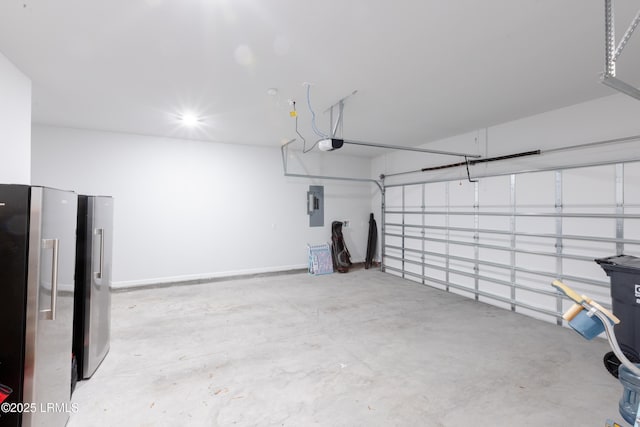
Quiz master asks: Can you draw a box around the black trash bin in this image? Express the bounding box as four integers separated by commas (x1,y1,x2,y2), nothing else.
596,254,640,377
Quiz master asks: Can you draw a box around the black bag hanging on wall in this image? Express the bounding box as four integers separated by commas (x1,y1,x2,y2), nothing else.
331,221,352,273
365,213,377,269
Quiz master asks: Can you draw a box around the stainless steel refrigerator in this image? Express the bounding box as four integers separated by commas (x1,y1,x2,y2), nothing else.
0,185,78,427
73,195,113,381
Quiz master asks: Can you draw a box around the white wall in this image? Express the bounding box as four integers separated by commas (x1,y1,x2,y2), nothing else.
373,94,640,184
32,125,374,288
30,93,640,294
0,51,31,184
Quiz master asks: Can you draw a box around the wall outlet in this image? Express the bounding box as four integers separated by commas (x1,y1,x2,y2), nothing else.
343,220,350,228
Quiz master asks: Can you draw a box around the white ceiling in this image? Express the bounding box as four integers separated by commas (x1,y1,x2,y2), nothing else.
1,0,639,153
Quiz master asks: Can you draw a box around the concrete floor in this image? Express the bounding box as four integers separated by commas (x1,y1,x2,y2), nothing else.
69,269,624,426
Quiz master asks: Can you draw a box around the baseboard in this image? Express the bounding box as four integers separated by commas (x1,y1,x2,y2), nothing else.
111,264,308,292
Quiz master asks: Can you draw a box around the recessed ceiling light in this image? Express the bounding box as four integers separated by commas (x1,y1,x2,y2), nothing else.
267,88,278,96
180,113,200,127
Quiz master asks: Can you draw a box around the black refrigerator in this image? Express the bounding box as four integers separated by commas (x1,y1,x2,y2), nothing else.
0,185,78,427
73,195,113,381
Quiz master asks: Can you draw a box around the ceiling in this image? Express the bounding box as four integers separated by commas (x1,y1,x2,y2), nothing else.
1,0,639,154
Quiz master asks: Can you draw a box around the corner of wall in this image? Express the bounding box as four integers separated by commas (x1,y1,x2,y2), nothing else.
0,50,31,185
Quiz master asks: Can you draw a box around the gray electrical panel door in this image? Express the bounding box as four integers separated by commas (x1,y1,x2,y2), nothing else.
307,185,324,227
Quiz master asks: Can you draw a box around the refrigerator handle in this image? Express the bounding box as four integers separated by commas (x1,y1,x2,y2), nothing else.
42,238,60,320
95,228,105,279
